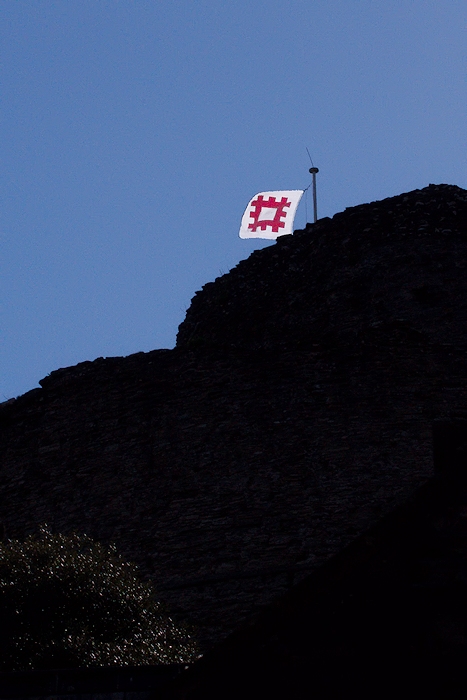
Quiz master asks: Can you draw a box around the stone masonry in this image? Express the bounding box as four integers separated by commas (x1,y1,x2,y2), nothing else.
1,184,467,649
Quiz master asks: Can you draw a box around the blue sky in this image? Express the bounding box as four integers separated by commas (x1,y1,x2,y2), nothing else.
1,1,466,399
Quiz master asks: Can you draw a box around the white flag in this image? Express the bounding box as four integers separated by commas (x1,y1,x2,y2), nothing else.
239,190,304,240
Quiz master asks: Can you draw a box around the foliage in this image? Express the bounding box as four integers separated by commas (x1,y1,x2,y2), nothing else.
0,526,199,670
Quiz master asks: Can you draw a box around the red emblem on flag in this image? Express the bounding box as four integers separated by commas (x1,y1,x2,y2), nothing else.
239,190,304,240
247,195,291,233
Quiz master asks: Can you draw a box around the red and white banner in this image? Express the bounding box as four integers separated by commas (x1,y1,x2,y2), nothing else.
239,190,304,240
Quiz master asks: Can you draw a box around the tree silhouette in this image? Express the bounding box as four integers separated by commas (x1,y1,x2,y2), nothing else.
0,526,199,670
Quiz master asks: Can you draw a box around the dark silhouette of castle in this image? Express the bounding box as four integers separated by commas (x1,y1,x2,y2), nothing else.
2,184,467,680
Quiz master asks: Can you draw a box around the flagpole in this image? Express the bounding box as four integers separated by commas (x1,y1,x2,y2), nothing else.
309,166,319,223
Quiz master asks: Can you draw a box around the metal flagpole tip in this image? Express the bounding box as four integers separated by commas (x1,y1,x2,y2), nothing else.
309,165,319,224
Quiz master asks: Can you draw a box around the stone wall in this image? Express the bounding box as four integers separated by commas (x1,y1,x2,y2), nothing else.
1,184,467,649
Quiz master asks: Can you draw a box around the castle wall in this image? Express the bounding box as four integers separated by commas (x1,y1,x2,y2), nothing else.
2,185,467,648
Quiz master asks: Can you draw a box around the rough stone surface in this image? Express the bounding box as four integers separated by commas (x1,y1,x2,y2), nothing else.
2,183,467,649
164,421,467,698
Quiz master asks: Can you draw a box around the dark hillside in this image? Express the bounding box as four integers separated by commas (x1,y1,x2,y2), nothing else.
1,184,467,649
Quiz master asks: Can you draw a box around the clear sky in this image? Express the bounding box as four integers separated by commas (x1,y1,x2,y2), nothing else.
1,1,466,400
